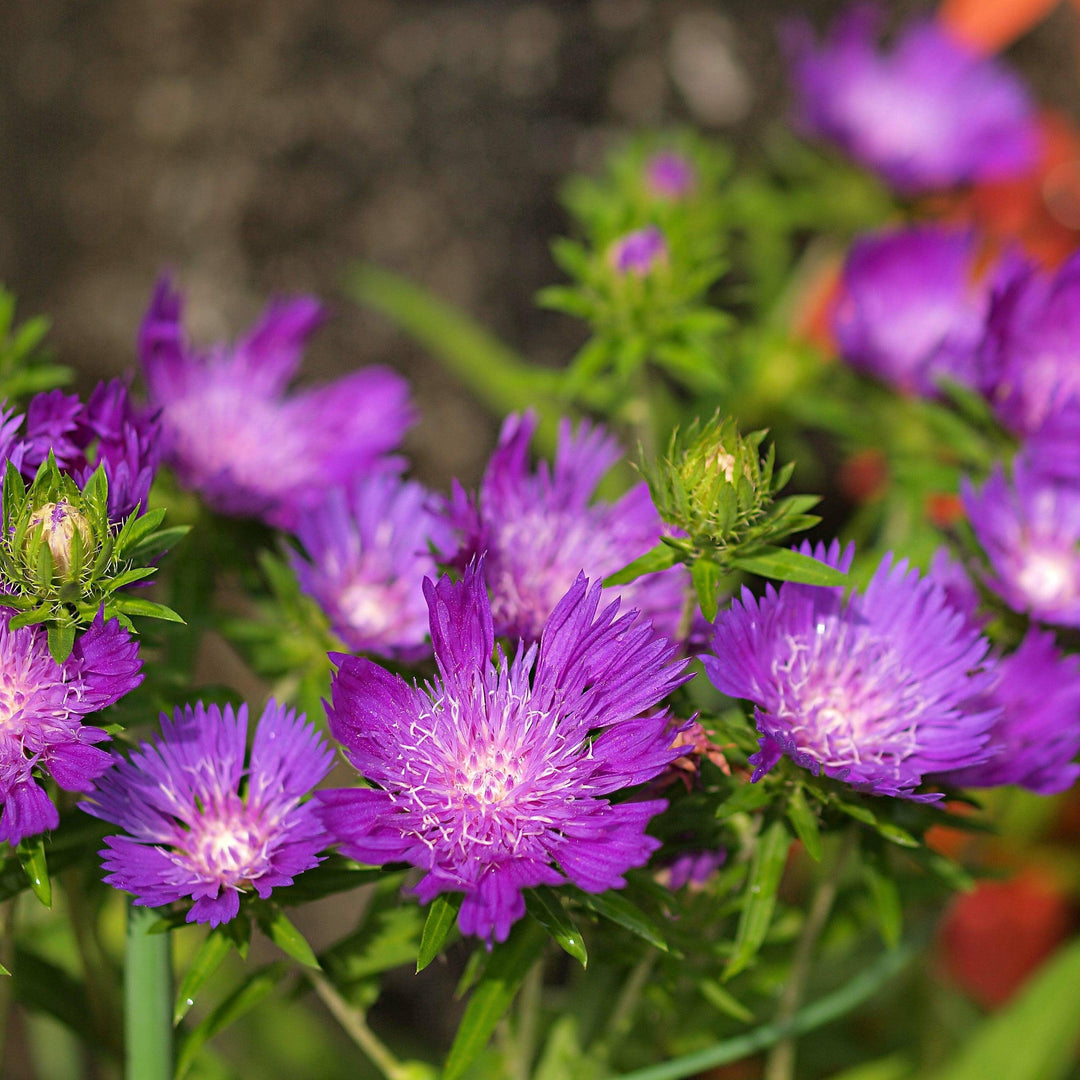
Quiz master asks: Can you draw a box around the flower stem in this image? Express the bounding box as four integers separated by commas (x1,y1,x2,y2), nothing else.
125,903,173,1080
0,898,15,1061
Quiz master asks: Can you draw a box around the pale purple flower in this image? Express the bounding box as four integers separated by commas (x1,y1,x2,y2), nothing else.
610,226,667,276
446,411,688,643
785,5,1036,193
82,700,332,926
317,562,691,944
290,472,454,662
834,226,1004,396
645,153,696,199
963,458,1080,627
0,610,142,846
665,847,726,891
704,541,998,799
138,276,414,530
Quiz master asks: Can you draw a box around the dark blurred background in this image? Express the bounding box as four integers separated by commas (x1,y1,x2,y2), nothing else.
0,0,1077,484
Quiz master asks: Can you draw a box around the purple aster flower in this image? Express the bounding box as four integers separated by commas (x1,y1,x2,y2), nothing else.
82,699,332,926
980,252,1080,438
0,609,142,846
289,471,455,662
962,457,1080,627
446,411,688,643
833,226,1006,396
609,226,668,276
317,562,691,944
645,152,696,200
785,5,1036,193
138,276,414,530
704,541,998,800
664,847,726,891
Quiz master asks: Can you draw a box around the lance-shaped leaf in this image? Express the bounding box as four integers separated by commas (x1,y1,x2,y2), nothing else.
416,893,463,973
16,835,51,908
525,887,588,968
256,905,320,969
730,546,848,587
174,927,235,1025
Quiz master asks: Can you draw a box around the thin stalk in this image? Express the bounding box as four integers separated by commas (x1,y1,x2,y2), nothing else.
125,902,173,1080
0,897,15,1062
763,828,858,1080
675,584,699,646
63,869,118,1047
591,952,655,1067
310,970,409,1080
513,961,544,1080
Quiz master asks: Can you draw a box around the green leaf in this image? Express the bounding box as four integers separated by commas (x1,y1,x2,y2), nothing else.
863,864,902,950
604,542,679,587
257,907,320,969
786,786,823,863
416,893,462,972
17,835,51,907
126,524,191,565
730,546,848,587
175,962,289,1078
699,978,755,1024
283,857,392,904
566,887,669,953
107,596,186,623
929,938,1080,1080
174,928,234,1025
724,819,791,979
8,605,55,631
443,919,547,1080
691,558,723,621
525,887,588,968
46,620,75,664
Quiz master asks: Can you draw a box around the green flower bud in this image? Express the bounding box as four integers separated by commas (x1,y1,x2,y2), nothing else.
26,499,94,579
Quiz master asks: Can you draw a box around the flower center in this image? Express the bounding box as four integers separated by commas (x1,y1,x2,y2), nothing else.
187,812,266,884
1016,547,1078,608
452,745,524,806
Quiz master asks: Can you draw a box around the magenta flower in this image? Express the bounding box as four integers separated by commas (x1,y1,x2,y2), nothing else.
786,5,1036,193
0,610,142,845
290,472,454,662
609,226,668,276
446,411,688,643
317,562,691,944
704,542,997,799
138,276,414,530
82,700,333,926
645,153,696,199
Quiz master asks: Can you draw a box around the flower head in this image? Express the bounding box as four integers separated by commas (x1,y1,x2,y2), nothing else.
609,226,668,276
645,152,696,199
704,541,997,799
317,562,691,944
0,609,142,846
833,226,1003,396
138,276,414,530
446,411,688,643
290,472,455,662
82,699,332,926
785,5,1036,192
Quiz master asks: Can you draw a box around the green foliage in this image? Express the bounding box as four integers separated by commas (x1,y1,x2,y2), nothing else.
0,286,71,401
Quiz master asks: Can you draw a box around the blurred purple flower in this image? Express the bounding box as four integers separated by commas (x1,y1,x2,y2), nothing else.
664,847,726,891
785,5,1036,193
290,472,454,662
446,411,688,643
0,610,142,846
317,562,691,944
138,276,414,530
82,700,332,926
704,541,997,799
609,226,667,276
645,152,696,199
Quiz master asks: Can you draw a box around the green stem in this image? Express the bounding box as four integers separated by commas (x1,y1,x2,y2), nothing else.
0,897,15,1061
513,961,544,1080
125,903,173,1080
606,940,915,1080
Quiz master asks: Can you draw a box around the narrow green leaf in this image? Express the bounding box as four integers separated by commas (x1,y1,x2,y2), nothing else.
103,566,157,591
108,596,186,623
873,822,919,849
525,887,588,968
125,524,190,565
567,887,669,953
786,786,823,863
175,962,289,1078
691,558,723,621
730,546,848,587
724,819,791,979
0,962,9,976
283,858,392,904
17,835,51,907
46,620,75,664
863,864,902,950
112,506,167,557
174,928,235,1025
699,978,755,1024
443,920,547,1080
604,542,679,587
8,605,54,631
257,907,320,969
416,893,462,972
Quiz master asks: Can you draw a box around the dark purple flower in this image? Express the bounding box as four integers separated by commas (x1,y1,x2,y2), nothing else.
138,276,414,530
446,411,689,643
317,562,691,944
664,847,726,891
704,541,998,799
785,5,1036,193
0,610,142,846
963,458,1080,627
609,226,668,276
645,152,696,199
82,700,332,926
834,226,1004,396
290,472,454,662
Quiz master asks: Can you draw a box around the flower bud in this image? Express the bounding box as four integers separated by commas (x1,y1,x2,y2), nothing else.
609,225,667,276
27,499,94,578
645,151,696,199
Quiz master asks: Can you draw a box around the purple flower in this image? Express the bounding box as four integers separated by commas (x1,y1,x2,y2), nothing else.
290,472,455,662
0,610,142,846
704,541,997,799
446,411,689,643
833,226,1003,396
980,253,1080,438
645,153,696,199
963,458,1080,627
785,5,1036,193
82,700,332,926
138,276,414,530
317,562,691,944
609,226,668,276
664,847,726,891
